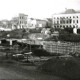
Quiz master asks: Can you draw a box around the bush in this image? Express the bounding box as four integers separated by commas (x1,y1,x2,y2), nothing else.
64,28,73,34
39,57,80,80
32,49,50,57
29,28,42,33
77,29,80,34
59,29,80,42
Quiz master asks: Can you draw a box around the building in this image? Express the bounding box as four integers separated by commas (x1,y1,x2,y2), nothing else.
41,28,51,35
36,19,47,28
27,18,47,29
11,13,28,29
52,9,80,30
19,13,28,29
44,18,52,28
27,18,37,29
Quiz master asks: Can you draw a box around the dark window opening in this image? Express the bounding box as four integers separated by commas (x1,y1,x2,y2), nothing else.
77,20,78,23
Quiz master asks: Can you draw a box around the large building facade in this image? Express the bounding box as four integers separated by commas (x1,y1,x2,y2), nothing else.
11,13,28,30
52,9,80,29
19,13,28,29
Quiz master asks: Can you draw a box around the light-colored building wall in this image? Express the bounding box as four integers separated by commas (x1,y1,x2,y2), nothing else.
19,13,28,29
52,11,80,29
27,18,37,29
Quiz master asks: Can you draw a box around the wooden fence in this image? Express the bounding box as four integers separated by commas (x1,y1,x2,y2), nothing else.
43,41,80,54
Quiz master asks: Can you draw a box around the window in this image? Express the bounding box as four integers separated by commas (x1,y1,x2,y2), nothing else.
66,20,68,23
20,17,21,19
66,25,68,28
70,25,71,28
76,25,78,28
73,25,75,28
60,21,62,24
54,26,56,28
60,26,62,28
57,26,59,28
77,16,78,18
63,20,65,24
77,20,78,23
73,20,75,23
20,21,21,24
73,16,75,18
63,26,65,28
57,21,59,24
70,20,72,23
22,17,23,19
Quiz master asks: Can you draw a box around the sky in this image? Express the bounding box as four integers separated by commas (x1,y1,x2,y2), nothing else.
0,0,80,20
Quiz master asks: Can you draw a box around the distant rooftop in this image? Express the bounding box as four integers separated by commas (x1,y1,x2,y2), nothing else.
19,13,28,16
54,9,80,15
61,9,80,14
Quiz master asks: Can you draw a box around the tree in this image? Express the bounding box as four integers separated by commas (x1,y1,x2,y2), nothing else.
22,29,26,38
45,18,52,28
59,28,80,42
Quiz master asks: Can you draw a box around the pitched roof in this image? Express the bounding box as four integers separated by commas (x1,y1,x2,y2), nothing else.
61,9,80,14
53,9,80,15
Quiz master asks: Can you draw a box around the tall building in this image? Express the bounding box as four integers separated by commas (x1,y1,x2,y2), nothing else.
52,9,80,29
19,13,28,29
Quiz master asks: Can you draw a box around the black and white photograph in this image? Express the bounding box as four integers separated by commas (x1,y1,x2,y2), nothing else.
0,0,80,80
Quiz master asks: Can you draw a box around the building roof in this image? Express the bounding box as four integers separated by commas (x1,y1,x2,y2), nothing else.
62,9,80,14
19,13,28,16
53,9,80,15
36,19,46,22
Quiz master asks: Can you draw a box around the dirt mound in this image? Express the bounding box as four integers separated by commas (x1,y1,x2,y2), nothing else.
39,57,80,80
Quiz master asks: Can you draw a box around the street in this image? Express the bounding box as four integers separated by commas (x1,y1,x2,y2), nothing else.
0,46,66,80
0,63,65,80
0,67,28,79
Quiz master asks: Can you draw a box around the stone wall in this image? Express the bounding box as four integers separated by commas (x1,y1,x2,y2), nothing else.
43,41,80,54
